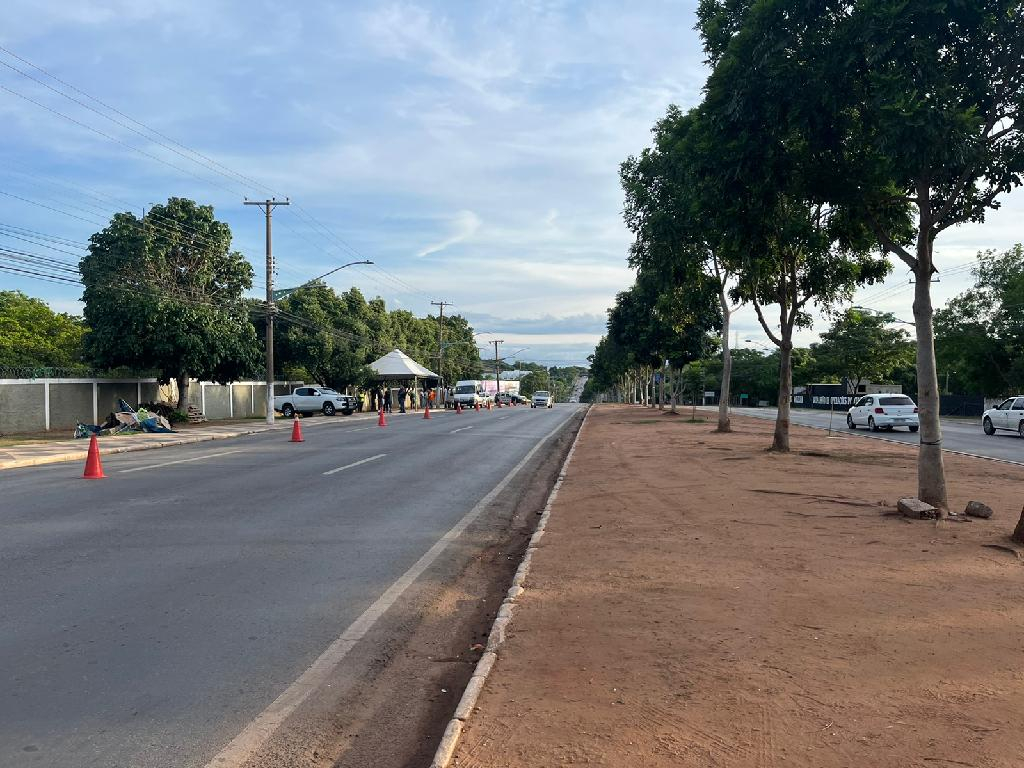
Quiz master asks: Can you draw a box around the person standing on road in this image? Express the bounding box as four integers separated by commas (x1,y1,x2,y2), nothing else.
383,387,392,413
398,384,407,413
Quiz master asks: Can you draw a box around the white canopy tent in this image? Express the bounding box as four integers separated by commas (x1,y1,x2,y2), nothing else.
368,349,438,381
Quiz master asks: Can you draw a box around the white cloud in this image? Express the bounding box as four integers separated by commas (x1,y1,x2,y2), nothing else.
416,209,481,257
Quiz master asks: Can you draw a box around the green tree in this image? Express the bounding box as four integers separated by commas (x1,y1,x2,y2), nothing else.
935,245,1024,396
705,0,1024,505
622,105,742,429
81,198,261,408
0,291,86,372
812,310,915,392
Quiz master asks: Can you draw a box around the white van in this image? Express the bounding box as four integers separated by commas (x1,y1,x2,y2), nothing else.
453,380,491,409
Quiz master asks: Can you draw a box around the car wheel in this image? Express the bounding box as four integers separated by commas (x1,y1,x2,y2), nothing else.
846,414,856,429
281,404,294,418
909,425,919,433
983,417,996,436
868,417,878,432
1019,420,1024,438
322,402,336,416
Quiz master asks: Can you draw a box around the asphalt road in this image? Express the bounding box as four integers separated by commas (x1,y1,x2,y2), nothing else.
731,406,1024,464
0,404,581,768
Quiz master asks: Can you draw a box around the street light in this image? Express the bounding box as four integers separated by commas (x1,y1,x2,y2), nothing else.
743,338,773,351
850,305,915,326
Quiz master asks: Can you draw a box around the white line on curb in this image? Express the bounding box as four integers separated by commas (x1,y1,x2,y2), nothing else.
204,408,583,768
429,405,591,768
322,453,387,476
118,450,242,474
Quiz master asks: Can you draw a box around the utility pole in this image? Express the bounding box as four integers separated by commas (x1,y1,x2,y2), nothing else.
244,197,289,426
492,339,504,399
431,301,451,389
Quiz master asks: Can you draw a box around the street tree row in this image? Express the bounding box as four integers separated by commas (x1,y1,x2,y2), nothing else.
592,0,1023,511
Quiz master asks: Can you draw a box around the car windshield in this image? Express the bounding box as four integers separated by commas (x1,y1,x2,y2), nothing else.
455,385,476,394
879,396,914,406
534,391,550,397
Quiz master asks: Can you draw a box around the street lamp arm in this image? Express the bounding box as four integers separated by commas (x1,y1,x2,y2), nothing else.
307,260,373,284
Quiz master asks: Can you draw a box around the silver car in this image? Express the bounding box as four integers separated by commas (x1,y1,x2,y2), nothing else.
982,396,1024,437
531,390,554,409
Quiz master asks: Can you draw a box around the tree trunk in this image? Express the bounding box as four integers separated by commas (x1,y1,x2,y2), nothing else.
717,291,733,432
175,373,189,411
658,364,665,411
913,228,949,510
772,340,793,452
670,366,678,413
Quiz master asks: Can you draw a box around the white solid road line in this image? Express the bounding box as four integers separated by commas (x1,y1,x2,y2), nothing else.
322,453,387,476
203,409,581,768
118,450,241,474
449,426,474,434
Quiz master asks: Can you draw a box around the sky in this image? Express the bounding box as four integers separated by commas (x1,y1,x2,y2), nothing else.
1,1,1021,367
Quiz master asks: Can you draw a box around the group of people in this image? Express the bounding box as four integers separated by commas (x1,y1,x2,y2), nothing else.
365,383,437,414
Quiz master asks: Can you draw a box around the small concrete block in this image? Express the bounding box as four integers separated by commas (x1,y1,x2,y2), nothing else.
898,497,940,519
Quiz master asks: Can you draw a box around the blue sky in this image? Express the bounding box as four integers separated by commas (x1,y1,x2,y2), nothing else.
1,1,1021,366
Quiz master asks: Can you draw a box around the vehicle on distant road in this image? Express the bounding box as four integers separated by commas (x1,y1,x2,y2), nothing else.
982,396,1024,437
494,392,516,406
847,393,919,432
532,390,554,409
274,386,357,418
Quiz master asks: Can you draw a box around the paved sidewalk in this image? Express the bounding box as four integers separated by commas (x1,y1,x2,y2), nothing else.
0,409,417,470
449,404,1024,768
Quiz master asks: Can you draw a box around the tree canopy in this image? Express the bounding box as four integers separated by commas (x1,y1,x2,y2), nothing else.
0,291,85,373
81,198,261,406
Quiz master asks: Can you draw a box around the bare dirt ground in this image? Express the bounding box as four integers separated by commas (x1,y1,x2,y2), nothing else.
451,404,1024,768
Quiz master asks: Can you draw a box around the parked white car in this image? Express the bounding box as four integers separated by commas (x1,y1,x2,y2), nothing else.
982,396,1024,437
847,393,919,432
274,387,357,418
532,390,554,409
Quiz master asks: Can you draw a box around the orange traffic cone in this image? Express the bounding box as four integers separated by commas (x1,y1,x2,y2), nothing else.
456,403,463,414
424,404,431,419
290,416,304,443
378,408,388,427
83,434,105,479
487,400,492,410
475,402,480,412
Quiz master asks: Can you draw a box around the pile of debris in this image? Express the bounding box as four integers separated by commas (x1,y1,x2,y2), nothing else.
74,399,176,439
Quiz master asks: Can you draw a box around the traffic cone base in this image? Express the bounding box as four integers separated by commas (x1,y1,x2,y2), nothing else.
290,416,304,443
83,434,105,479
378,408,388,427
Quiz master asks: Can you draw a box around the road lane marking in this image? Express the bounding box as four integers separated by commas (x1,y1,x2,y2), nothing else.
343,427,371,433
322,453,387,476
497,416,509,420
118,450,241,474
449,426,474,434
204,408,582,768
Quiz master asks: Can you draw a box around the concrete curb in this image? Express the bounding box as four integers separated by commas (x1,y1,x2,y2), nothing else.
429,405,591,768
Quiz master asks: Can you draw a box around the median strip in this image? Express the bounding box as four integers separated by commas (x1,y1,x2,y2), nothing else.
118,450,242,474
322,453,387,476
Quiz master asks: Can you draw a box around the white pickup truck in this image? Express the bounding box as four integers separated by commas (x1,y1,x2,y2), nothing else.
274,387,357,418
